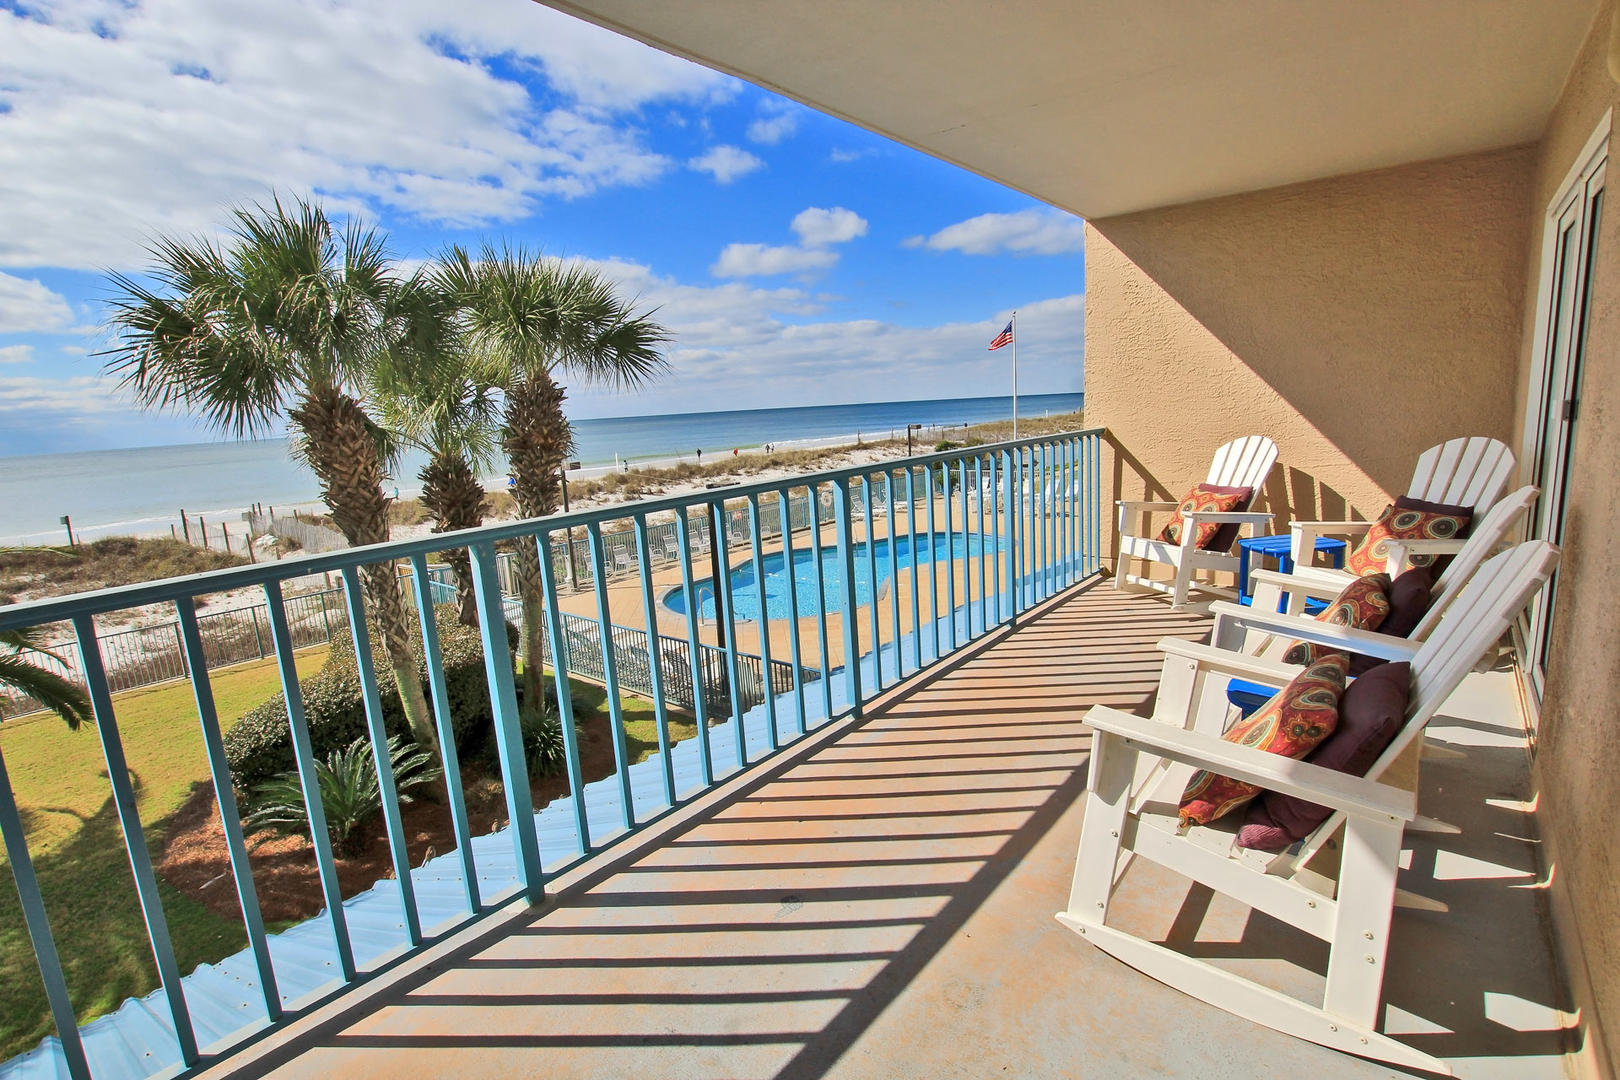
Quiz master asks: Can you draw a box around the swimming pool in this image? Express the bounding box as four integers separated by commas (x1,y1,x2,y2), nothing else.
662,531,1002,622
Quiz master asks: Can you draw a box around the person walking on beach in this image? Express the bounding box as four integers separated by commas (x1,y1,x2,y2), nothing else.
696,448,702,463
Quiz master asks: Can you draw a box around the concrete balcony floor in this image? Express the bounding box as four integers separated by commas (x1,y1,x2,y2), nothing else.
203,583,1573,1080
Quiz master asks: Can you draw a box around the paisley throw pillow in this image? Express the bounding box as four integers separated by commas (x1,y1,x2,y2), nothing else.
1282,573,1391,665
1178,652,1349,828
1156,483,1253,552
1345,497,1472,576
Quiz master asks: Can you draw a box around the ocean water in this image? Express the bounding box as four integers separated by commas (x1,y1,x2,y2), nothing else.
0,392,1081,544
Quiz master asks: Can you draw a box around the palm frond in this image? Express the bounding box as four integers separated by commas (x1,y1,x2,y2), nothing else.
0,628,93,728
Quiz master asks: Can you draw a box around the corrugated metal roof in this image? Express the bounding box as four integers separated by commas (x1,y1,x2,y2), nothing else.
0,653,886,1080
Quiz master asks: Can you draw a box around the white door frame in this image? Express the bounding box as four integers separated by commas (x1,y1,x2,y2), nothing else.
1518,110,1610,702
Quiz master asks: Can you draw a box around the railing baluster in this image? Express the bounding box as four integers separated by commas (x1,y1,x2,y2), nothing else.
709,503,749,772
861,477,882,690
408,553,480,914
263,582,357,981
883,471,903,678
990,451,1004,627
72,613,200,1065
468,542,543,900
1068,437,1080,583
1004,446,1020,616
586,523,637,833
534,533,591,854
832,477,863,715
176,596,281,1020
944,460,958,652
906,467,923,672
745,494,781,751
975,455,987,636
952,459,965,637
807,486,835,724
924,463,940,660
776,490,808,737
672,511,715,786
0,746,90,1080
1048,441,1060,594
631,515,677,808
338,567,422,946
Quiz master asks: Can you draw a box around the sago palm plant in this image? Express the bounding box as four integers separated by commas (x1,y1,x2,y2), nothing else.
101,196,437,746
437,245,669,711
244,735,442,858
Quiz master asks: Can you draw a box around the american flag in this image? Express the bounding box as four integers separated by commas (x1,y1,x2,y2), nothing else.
987,320,1014,351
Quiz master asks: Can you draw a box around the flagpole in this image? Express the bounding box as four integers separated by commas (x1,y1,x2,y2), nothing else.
1011,310,1018,439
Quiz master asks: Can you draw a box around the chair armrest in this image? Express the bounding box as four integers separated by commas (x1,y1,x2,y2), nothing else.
1205,601,1422,662
1084,707,1416,823
1290,519,1372,566
1155,637,1304,686
1180,510,1274,524
1382,537,1467,575
1248,567,1350,601
1116,500,1178,512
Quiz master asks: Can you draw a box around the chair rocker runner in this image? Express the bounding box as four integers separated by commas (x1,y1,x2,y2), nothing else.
1290,436,1515,571
1115,435,1279,609
1058,540,1559,1075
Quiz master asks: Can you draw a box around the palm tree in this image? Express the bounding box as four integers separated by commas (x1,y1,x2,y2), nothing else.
373,298,501,626
101,197,437,746
438,245,669,711
0,627,93,727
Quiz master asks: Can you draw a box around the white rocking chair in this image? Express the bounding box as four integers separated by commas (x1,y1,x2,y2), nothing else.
1115,435,1279,609
1058,539,1559,1075
1240,484,1539,652
1290,436,1515,571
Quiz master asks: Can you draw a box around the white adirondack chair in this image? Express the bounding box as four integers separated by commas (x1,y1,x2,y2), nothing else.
1290,436,1515,570
1114,435,1279,609
1057,540,1558,1075
1238,485,1539,653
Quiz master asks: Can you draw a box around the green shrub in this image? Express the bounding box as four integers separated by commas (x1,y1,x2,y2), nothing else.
244,736,442,856
224,604,518,795
517,681,593,778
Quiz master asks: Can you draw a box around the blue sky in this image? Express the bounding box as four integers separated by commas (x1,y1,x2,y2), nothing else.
0,0,1086,456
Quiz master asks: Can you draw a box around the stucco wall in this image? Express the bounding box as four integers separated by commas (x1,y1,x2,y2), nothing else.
1514,3,1620,1076
1085,146,1535,558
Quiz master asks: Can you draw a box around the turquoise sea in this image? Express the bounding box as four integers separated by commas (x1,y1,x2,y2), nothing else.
0,393,1082,544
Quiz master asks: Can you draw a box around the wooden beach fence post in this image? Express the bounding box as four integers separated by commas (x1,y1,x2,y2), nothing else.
199,517,208,549
221,524,231,554
179,509,189,543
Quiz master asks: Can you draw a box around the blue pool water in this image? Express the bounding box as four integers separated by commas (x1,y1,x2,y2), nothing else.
663,531,1002,621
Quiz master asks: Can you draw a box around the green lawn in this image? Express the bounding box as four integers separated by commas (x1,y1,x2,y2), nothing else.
0,651,693,1062
0,648,327,1063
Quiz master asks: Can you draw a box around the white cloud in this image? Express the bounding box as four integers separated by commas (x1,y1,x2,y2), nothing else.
550,260,1085,416
688,145,764,184
712,243,838,277
829,148,872,164
907,209,1087,256
0,0,737,270
791,207,867,247
0,374,127,413
746,100,799,145
0,345,34,365
0,271,74,332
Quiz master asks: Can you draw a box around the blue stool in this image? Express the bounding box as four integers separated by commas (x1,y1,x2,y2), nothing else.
1230,534,1349,713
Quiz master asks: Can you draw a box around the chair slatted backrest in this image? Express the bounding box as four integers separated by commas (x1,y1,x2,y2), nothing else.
1285,540,1557,869
1408,436,1515,511
1378,540,1556,777
1414,485,1538,639
1204,436,1279,495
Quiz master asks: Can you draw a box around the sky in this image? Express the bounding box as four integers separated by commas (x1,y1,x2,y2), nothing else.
0,0,1087,456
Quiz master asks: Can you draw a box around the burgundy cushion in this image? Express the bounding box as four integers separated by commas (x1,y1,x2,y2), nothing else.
1378,565,1434,640
1237,661,1410,850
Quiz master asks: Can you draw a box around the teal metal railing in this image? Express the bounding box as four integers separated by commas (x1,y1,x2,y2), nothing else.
0,429,1103,1080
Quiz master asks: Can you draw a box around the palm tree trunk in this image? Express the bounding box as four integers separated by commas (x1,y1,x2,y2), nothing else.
290,388,435,746
420,450,488,626
501,374,572,712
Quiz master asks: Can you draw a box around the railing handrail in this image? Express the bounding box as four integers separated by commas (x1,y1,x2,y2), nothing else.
0,428,1103,631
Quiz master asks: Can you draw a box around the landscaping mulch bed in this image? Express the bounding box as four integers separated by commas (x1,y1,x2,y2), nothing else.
158,711,625,925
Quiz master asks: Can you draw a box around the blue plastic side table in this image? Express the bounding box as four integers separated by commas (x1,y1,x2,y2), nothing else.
1236,534,1348,611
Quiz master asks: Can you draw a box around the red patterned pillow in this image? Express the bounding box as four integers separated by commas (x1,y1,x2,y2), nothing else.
1157,483,1253,552
1345,497,1472,576
1282,573,1391,665
1178,652,1348,827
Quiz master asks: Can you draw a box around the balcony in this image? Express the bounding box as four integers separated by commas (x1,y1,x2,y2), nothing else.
0,430,1575,1079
